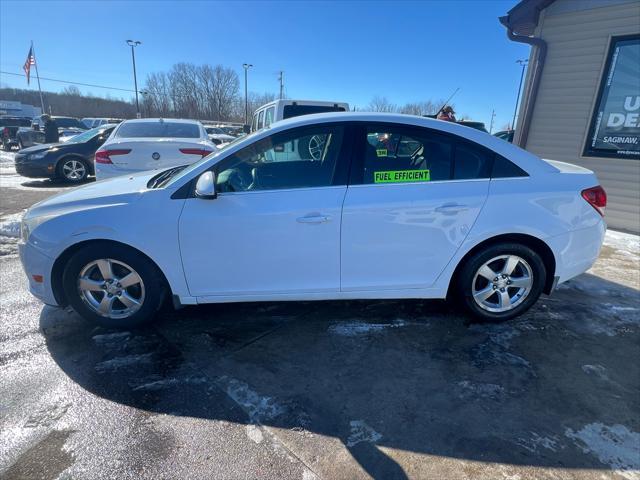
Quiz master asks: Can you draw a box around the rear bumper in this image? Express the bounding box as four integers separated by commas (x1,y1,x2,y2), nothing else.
548,219,606,284
19,241,59,306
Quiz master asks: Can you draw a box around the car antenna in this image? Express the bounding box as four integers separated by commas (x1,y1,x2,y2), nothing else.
434,87,460,117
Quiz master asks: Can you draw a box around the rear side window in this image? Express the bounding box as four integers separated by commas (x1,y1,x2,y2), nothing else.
453,143,492,180
115,121,200,138
361,127,453,184
492,155,529,178
283,104,347,119
264,107,275,127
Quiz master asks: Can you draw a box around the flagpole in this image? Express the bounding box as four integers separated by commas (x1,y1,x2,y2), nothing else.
31,41,45,114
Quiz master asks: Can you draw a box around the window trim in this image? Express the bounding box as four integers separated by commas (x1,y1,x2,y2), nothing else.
583,34,640,161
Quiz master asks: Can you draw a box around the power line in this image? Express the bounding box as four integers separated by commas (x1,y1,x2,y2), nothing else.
0,70,138,94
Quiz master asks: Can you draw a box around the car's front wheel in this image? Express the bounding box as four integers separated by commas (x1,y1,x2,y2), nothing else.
57,158,88,183
62,243,167,328
457,243,546,322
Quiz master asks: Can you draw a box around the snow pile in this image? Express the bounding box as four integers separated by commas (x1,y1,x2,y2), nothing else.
605,230,640,257
328,319,406,336
0,212,23,238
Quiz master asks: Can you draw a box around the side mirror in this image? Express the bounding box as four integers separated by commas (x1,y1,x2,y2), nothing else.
243,124,251,134
195,171,216,199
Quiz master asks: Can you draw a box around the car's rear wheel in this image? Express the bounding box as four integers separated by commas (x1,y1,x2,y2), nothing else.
457,243,546,322
62,243,167,328
57,158,88,183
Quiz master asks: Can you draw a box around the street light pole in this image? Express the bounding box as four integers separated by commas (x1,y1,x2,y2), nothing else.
243,63,253,125
127,40,142,118
511,59,528,131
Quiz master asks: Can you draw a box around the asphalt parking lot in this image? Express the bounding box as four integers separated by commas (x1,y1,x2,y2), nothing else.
1,151,639,480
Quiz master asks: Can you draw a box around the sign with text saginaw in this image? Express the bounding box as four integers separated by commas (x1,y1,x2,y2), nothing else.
585,35,640,160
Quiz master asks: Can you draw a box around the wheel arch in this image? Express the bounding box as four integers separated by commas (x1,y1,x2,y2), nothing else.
447,233,557,298
50,239,171,307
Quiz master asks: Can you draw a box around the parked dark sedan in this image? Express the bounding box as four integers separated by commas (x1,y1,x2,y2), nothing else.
14,125,114,183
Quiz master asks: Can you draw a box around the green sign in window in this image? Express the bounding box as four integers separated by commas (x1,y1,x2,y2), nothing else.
373,170,430,184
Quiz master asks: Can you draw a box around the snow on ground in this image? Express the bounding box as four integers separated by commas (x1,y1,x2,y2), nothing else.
565,423,640,480
0,212,23,239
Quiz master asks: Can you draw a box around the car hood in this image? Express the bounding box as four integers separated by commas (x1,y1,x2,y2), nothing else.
19,142,69,154
25,170,158,220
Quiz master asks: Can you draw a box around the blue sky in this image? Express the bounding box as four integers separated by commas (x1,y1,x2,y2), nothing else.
0,0,528,129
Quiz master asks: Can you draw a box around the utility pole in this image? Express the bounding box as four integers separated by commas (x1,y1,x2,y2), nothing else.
126,40,142,118
278,71,284,99
243,63,253,125
489,109,496,133
511,59,528,131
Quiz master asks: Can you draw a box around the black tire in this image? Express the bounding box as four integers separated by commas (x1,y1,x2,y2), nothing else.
56,157,88,183
62,242,168,328
456,243,546,323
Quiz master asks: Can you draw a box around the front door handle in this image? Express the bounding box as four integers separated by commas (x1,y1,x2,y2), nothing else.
297,215,331,224
435,204,469,214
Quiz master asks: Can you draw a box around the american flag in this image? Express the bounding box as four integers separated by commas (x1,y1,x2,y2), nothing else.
23,46,35,85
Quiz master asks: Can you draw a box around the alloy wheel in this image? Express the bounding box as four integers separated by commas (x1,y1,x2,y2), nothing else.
62,159,86,181
77,259,145,319
471,254,533,313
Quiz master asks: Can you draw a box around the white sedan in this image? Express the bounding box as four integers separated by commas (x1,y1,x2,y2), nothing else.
95,118,215,180
19,112,606,328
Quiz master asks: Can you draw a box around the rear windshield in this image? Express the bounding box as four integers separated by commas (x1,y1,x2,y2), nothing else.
0,118,32,127
282,105,346,119
115,121,200,138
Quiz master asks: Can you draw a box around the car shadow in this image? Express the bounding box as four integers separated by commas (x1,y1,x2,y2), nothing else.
40,273,640,478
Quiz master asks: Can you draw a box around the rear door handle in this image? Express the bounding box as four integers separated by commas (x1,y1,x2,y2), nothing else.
435,204,469,214
297,215,331,224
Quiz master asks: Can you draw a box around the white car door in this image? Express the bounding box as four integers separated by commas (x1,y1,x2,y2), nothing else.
179,124,350,298
341,124,490,291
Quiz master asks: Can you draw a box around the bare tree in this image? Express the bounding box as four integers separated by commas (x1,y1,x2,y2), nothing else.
366,95,397,113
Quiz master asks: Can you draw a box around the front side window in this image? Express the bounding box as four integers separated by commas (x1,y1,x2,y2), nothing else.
584,35,640,160
360,127,453,184
215,125,344,193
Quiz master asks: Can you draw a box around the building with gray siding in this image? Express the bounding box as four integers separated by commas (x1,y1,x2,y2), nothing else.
501,0,640,233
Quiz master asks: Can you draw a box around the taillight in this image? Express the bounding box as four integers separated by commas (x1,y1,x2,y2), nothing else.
95,149,131,164
581,185,607,216
180,148,213,158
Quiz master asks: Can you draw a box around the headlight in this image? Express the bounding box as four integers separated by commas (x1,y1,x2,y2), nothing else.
21,215,52,242
28,151,48,160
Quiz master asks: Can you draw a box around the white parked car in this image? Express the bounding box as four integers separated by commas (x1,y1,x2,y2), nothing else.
204,126,235,147
95,118,215,180
19,112,606,328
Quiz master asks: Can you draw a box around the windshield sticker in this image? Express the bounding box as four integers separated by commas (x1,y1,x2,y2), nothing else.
376,148,388,157
374,170,430,184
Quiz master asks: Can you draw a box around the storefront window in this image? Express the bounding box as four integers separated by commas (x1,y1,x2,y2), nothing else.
584,35,640,160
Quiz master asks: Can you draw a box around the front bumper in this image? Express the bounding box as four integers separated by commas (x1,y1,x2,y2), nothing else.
15,155,55,178
19,241,59,306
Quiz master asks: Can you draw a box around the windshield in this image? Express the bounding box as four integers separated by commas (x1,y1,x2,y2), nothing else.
65,126,108,144
163,128,262,188
116,121,200,138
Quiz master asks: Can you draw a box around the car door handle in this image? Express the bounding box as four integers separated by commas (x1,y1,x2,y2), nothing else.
435,204,469,214
297,215,331,224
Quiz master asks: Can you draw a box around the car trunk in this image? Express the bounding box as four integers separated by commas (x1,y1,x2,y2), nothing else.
104,138,213,172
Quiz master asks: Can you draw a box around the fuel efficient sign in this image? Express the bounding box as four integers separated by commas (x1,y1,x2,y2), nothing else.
585,35,640,159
